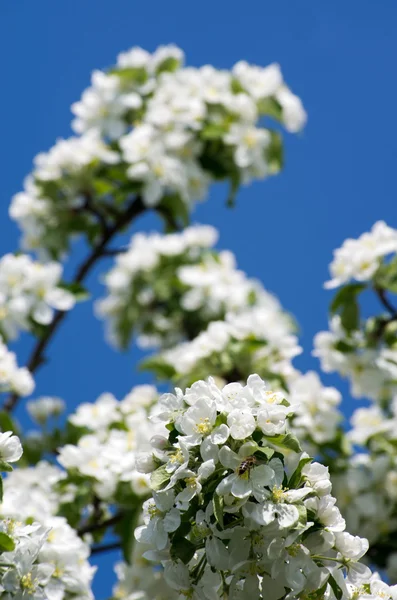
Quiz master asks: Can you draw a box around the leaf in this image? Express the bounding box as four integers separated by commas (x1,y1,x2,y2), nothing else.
258,97,283,121
266,131,283,174
330,283,366,313
59,282,90,302
201,123,227,140
226,170,241,208
114,509,140,564
0,411,18,434
213,494,224,529
170,536,196,564
265,433,302,453
328,575,343,600
159,194,190,229
0,476,3,503
374,256,397,293
0,461,13,473
139,356,176,380
255,446,275,461
92,178,114,197
296,504,307,527
0,532,15,552
330,283,365,333
288,456,313,489
340,300,359,333
150,464,171,492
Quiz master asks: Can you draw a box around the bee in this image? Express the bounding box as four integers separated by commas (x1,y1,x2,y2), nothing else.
237,456,257,476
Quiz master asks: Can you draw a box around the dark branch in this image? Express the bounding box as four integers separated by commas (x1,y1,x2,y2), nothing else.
3,196,146,413
375,286,397,317
78,512,123,537
90,542,121,555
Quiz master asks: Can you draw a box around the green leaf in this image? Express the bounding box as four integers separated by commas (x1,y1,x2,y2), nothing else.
170,536,196,564
329,283,365,333
255,446,275,461
334,340,355,353
330,283,366,313
92,178,114,197
328,575,343,600
0,476,3,503
266,131,283,174
159,194,190,229
0,411,18,434
114,509,140,564
226,170,241,208
201,123,227,140
213,494,224,529
265,433,302,453
0,461,13,473
59,282,90,302
150,464,171,492
258,97,283,121
288,456,313,489
0,532,15,552
374,256,397,293
340,300,359,333
139,356,176,380
296,504,307,527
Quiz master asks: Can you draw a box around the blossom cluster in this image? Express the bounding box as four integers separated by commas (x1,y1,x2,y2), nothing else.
57,385,162,502
146,305,301,389
0,253,75,341
0,336,34,397
96,224,280,349
10,45,305,258
325,221,397,289
136,376,386,600
313,315,397,402
0,517,96,600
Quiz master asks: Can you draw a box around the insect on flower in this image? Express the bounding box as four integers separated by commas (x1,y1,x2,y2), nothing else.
237,455,257,477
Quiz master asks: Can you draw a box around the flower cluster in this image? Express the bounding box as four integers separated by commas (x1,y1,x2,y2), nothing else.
0,336,34,397
136,375,385,600
287,371,343,449
0,253,75,341
325,221,397,289
57,385,162,502
145,306,301,388
0,517,95,599
10,45,305,258
96,224,280,349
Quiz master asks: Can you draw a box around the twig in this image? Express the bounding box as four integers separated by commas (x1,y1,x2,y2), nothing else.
372,286,397,340
3,196,145,413
78,512,123,537
90,542,121,555
375,286,397,317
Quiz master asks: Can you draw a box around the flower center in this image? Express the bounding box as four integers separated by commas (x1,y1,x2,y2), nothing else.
195,417,212,435
21,573,38,593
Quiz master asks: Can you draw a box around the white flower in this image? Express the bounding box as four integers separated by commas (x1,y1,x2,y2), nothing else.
0,431,23,463
216,443,274,501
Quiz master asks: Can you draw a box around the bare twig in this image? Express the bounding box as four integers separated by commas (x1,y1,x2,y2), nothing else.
90,542,121,555
78,512,123,537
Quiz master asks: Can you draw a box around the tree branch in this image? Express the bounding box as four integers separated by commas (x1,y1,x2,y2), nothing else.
78,512,123,537
375,286,397,317
90,542,121,555
3,196,146,413
371,286,397,341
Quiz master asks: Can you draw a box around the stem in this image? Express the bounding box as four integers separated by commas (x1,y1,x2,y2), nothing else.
371,286,397,341
78,512,123,537
3,196,146,413
375,286,397,317
90,542,121,555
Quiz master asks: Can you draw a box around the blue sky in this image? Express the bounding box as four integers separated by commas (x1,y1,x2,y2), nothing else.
0,1,396,597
